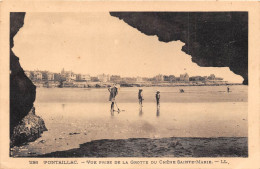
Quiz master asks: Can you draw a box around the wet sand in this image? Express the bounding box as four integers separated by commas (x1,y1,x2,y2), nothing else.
11,102,247,157
11,86,248,157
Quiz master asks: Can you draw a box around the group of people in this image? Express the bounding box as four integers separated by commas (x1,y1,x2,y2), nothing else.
108,84,161,112
138,89,160,107
108,84,232,112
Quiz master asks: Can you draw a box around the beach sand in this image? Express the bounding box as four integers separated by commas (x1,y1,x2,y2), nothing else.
11,86,248,157
12,101,247,157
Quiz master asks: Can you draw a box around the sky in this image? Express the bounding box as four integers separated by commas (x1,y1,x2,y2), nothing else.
13,12,243,83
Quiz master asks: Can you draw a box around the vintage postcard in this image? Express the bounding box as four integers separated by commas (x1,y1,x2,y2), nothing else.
0,1,259,169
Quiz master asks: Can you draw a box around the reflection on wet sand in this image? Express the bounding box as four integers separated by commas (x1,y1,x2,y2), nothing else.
156,106,160,117
62,103,66,109
110,110,114,117
139,106,143,116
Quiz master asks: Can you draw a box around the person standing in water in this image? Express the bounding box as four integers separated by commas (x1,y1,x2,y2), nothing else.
156,91,160,107
108,84,118,112
138,89,144,106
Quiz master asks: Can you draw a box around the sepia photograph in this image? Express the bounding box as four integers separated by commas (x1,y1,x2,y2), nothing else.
9,11,249,158
1,1,260,168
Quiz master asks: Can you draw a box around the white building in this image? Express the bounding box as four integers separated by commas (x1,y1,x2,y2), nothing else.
47,72,54,81
98,74,110,82
81,74,91,81
180,73,189,82
61,69,76,82
136,76,143,82
155,74,164,81
67,72,76,82
34,71,42,80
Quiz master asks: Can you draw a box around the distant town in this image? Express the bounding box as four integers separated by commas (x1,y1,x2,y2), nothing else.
24,68,241,88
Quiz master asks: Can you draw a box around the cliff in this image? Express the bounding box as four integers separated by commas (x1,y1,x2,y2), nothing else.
10,12,47,147
110,12,248,85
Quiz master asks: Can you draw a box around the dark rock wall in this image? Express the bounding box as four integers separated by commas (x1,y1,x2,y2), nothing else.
10,13,37,138
11,107,47,147
110,12,248,84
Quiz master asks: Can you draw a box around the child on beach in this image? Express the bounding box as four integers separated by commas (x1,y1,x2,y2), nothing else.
138,89,144,106
155,91,160,107
227,86,230,93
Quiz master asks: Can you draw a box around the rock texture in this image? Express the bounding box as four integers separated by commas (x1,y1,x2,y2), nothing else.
10,12,46,146
11,107,47,147
110,12,248,84
38,137,248,157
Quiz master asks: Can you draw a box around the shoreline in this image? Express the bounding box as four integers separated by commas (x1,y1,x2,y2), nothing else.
34,83,244,89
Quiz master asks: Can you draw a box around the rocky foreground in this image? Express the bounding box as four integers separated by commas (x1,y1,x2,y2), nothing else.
11,107,47,147
37,137,247,157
